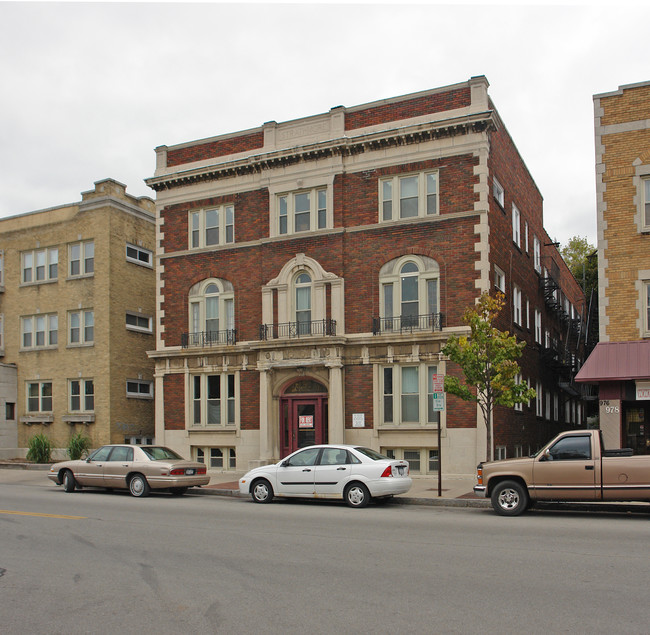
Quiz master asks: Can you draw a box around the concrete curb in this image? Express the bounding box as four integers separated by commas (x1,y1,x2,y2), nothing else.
0,462,53,471
193,485,491,508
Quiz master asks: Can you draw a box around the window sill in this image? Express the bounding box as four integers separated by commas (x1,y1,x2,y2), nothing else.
20,414,54,425
66,273,94,281
19,279,58,288
188,426,237,434
62,414,95,424
20,345,58,353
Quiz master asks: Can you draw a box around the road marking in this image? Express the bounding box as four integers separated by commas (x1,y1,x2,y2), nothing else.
0,510,87,519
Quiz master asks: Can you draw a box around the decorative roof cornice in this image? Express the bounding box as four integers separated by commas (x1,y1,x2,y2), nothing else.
146,111,496,192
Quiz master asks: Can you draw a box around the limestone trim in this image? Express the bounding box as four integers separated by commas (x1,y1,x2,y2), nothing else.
262,253,344,332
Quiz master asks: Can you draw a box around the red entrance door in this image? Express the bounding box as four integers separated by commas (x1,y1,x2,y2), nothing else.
280,395,328,456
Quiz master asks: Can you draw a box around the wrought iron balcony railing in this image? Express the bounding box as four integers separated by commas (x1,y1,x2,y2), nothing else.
372,313,444,335
259,319,337,340
181,329,237,348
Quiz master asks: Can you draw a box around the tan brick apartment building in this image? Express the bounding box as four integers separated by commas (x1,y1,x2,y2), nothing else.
0,179,156,458
577,81,650,452
147,76,585,475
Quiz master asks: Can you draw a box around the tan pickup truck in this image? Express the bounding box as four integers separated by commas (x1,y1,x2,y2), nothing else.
474,429,650,515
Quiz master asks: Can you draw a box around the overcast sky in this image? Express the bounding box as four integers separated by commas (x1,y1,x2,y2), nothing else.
2,1,649,247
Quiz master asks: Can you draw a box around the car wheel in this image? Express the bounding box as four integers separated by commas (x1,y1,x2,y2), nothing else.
345,483,370,508
170,487,188,496
491,480,528,516
251,479,274,504
62,470,76,493
128,474,150,498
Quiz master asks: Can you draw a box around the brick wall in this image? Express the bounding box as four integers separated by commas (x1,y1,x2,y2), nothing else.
345,87,471,131
163,374,185,430
166,131,264,167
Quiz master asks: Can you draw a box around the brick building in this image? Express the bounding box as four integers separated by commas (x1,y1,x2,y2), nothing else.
0,179,156,458
577,81,650,452
147,76,584,475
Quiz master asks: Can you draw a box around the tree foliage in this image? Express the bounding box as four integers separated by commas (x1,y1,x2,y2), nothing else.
561,235,597,299
442,292,536,461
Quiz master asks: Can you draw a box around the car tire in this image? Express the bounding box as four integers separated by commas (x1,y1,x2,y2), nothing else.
251,479,274,504
170,487,188,496
128,474,150,498
62,470,76,493
345,483,370,508
491,480,528,516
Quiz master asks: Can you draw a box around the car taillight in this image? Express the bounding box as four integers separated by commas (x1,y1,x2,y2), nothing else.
170,468,185,475
381,466,393,478
196,467,207,475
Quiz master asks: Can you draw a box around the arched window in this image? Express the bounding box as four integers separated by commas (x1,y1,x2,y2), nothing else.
188,278,235,346
295,273,312,335
379,256,440,332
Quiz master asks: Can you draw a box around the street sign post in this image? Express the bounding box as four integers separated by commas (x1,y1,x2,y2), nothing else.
431,374,445,498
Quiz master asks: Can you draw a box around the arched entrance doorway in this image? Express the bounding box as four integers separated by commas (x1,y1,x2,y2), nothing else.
279,379,328,457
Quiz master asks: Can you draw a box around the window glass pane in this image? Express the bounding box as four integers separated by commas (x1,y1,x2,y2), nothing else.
426,173,437,215
207,375,221,424
294,192,310,213
383,283,393,319
427,279,438,315
404,450,421,473
401,367,419,421
383,367,393,423
400,176,418,218
191,212,200,248
645,180,650,226
428,449,439,472
382,180,393,221
210,448,223,468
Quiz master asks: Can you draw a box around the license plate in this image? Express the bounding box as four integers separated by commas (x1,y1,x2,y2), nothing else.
397,466,405,476
186,469,195,475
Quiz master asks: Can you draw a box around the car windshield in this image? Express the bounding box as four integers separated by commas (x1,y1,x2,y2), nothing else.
354,447,390,461
140,447,183,461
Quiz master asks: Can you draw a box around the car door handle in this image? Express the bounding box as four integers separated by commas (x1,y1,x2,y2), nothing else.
585,465,594,470
337,467,347,471
302,468,311,472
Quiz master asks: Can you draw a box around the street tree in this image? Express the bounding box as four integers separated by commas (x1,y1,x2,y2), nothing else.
560,235,597,299
442,292,536,461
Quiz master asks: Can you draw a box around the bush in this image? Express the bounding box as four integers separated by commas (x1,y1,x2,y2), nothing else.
67,433,92,460
26,433,54,463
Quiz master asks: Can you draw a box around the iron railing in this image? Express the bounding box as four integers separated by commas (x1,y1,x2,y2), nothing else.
181,329,237,348
259,319,337,340
372,313,444,335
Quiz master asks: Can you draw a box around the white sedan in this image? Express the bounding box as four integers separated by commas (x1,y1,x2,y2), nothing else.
239,445,411,508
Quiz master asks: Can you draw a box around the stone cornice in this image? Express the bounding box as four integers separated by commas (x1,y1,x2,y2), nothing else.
146,111,496,192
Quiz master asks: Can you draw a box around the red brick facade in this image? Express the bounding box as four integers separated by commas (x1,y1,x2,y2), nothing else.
149,77,585,471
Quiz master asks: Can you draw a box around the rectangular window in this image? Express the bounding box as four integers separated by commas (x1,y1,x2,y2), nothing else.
403,450,421,473
645,282,650,334
535,310,542,344
0,314,3,350
27,381,52,412
545,392,551,420
126,244,153,267
190,205,235,248
533,236,541,273
514,374,523,411
126,380,153,399
495,446,507,460
553,393,559,421
6,402,15,420
191,373,238,427
494,265,505,293
428,449,439,472
0,250,3,286
524,221,529,253
644,178,650,229
21,313,57,349
493,177,505,208
69,379,94,412
379,171,439,221
69,310,94,345
194,447,237,470
69,241,94,277
381,364,440,426
536,381,543,417
512,204,521,247
513,286,522,325
21,248,58,284
126,312,153,333
277,188,328,235
526,299,530,330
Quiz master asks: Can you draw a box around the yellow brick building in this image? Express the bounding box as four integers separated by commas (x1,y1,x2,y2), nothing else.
0,180,156,459
577,81,650,452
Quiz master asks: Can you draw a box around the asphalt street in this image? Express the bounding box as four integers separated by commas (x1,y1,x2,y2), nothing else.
2,469,650,634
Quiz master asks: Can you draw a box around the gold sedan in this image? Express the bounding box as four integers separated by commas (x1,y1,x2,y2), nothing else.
48,445,210,497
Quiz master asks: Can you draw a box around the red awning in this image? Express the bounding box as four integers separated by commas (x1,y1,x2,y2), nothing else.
575,340,650,383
